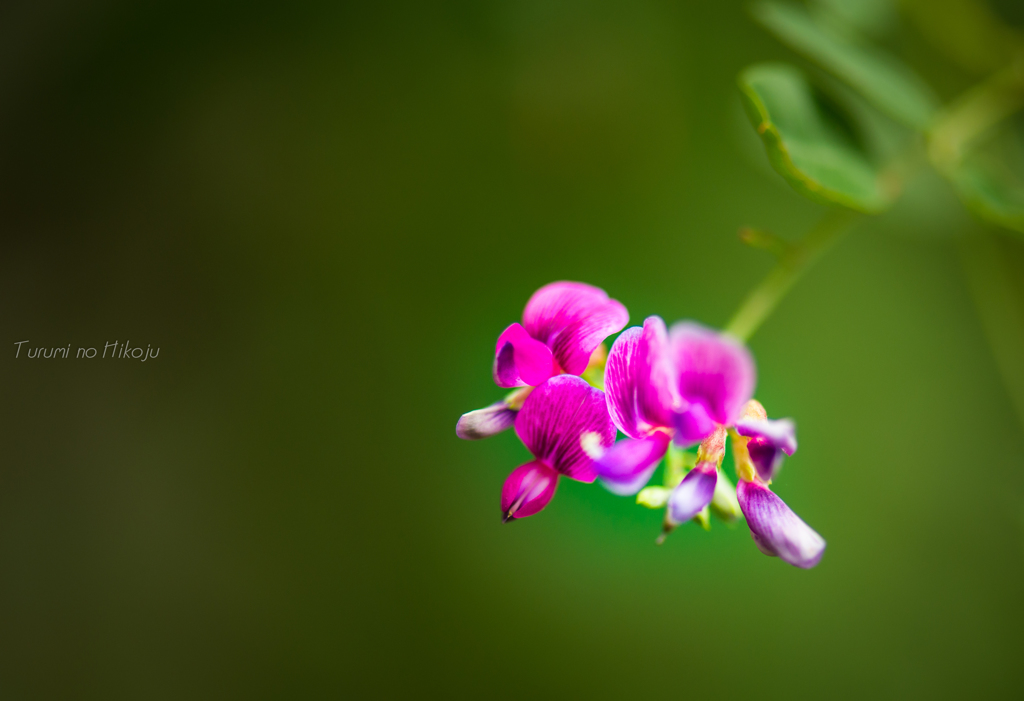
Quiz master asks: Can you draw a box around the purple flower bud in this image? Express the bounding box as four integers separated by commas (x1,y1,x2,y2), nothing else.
501,461,558,522
456,402,517,440
456,388,532,441
737,479,825,569
667,462,718,525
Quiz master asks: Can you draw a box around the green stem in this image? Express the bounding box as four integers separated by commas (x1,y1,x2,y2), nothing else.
928,59,1024,172
724,208,859,342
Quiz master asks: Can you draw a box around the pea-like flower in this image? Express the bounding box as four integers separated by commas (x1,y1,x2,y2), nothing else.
595,316,755,502
500,375,615,522
732,400,825,568
457,282,627,441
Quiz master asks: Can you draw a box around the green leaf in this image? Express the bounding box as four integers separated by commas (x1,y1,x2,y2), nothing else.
949,118,1024,235
751,1,939,129
811,0,897,37
738,63,896,212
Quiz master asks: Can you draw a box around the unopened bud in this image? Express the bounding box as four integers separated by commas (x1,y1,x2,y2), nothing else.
637,486,669,509
456,402,517,440
710,469,742,522
692,506,711,531
667,462,718,525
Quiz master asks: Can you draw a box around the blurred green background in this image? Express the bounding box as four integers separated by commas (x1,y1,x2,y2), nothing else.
1,0,1023,698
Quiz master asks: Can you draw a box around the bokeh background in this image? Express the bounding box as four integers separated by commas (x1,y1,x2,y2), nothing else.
1,0,1023,698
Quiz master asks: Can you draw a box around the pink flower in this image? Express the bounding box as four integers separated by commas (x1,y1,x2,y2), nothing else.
733,400,824,568
493,282,629,388
457,282,627,441
500,376,615,521
595,316,755,510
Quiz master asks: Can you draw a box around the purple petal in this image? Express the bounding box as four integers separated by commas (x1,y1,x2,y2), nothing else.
493,323,557,388
734,418,797,454
594,432,671,496
522,282,629,376
672,402,715,447
514,375,615,482
667,462,718,524
735,417,797,482
501,461,559,521
737,480,825,569
456,402,517,440
604,316,679,439
668,322,756,427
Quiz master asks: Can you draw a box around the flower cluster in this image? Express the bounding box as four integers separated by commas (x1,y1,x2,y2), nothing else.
457,282,825,568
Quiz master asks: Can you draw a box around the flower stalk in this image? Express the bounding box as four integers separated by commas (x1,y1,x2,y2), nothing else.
927,57,1024,173
725,208,860,343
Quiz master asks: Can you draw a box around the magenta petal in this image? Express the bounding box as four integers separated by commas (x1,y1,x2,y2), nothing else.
515,375,615,482
735,417,797,481
493,323,557,388
737,480,825,569
668,322,756,427
595,432,671,496
667,462,718,524
522,282,629,376
456,402,517,440
672,402,715,447
501,461,559,521
604,316,678,439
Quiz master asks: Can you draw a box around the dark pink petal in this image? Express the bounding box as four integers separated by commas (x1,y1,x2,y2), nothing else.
522,282,629,375
667,462,718,525
735,417,797,482
737,480,825,569
604,317,678,439
668,322,756,427
456,402,517,440
515,375,615,482
493,323,557,388
595,432,671,496
501,461,559,522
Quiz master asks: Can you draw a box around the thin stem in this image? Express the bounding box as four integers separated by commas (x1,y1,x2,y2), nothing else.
928,58,1024,172
725,208,859,343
